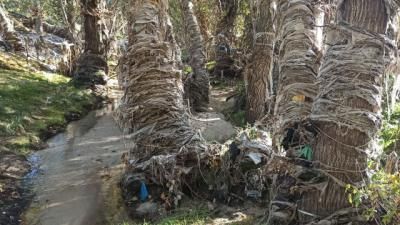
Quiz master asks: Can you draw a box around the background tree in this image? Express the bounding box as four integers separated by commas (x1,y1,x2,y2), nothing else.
60,0,79,43
212,0,240,78
182,0,210,112
244,0,276,124
73,0,107,87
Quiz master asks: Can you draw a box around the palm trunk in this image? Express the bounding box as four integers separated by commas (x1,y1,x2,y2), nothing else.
299,0,391,222
73,0,107,87
244,0,276,124
213,0,239,78
182,0,210,112
117,0,206,208
273,0,321,152
267,1,321,224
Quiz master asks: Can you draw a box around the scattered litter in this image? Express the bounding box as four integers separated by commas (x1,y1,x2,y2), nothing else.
299,144,313,161
139,182,149,202
246,152,263,165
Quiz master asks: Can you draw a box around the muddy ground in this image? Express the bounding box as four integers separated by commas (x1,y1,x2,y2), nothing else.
0,151,31,225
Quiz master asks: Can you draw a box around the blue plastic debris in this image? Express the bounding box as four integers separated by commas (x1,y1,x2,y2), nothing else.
139,181,149,202
299,144,313,161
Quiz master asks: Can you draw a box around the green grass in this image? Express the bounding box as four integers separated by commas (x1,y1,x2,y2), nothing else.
116,208,209,225
156,209,209,225
115,206,256,225
0,52,96,154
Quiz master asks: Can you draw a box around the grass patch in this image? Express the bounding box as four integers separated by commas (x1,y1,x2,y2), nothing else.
116,203,257,225
0,52,96,154
116,207,209,225
223,109,246,128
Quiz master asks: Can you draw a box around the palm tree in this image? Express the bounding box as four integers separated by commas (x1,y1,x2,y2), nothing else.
213,0,239,78
273,0,321,152
267,0,322,224
117,0,205,204
73,0,107,87
298,0,395,222
244,0,276,124
182,0,210,112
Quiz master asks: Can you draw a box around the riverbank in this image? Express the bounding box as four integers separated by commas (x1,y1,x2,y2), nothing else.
0,51,100,225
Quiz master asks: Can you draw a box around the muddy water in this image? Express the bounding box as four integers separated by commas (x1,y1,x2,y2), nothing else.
22,103,132,225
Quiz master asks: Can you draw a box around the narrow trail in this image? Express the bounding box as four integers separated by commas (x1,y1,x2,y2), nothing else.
22,87,132,225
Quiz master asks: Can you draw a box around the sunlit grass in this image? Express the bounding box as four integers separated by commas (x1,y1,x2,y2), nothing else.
0,52,96,154
115,207,209,225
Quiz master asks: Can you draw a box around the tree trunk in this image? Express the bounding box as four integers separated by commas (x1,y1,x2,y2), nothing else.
298,0,391,222
116,0,207,209
273,0,322,150
73,0,107,87
33,0,43,34
182,0,210,112
213,0,239,79
60,0,79,43
216,0,239,40
267,0,321,224
0,4,23,51
81,0,102,54
244,0,276,124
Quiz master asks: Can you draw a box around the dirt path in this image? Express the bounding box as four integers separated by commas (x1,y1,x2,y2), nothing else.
22,104,131,225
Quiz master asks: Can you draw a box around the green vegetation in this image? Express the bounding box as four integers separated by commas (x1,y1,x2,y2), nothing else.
344,106,400,224
0,52,96,154
346,170,400,224
206,61,216,72
116,206,255,225
380,103,400,153
116,208,208,225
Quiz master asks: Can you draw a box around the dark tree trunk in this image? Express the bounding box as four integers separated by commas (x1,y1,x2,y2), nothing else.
182,0,210,112
298,0,391,223
213,0,239,79
73,0,107,87
81,0,102,54
216,0,239,40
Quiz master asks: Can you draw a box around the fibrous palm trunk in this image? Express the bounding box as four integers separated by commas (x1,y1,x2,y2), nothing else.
244,0,276,124
0,4,23,51
298,0,392,222
73,0,107,87
182,0,210,112
117,0,206,208
267,1,321,224
273,0,321,152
